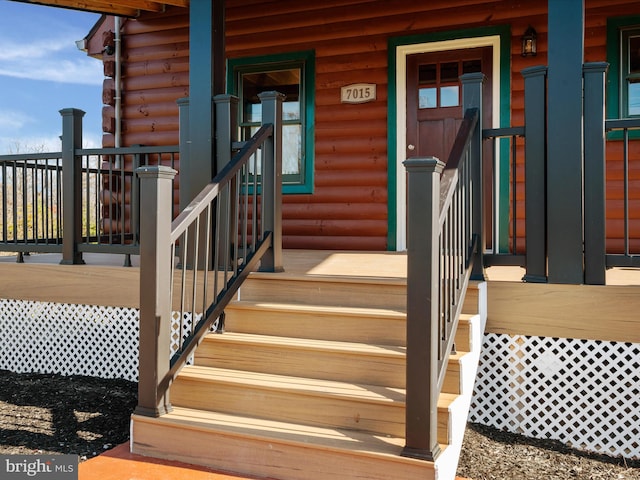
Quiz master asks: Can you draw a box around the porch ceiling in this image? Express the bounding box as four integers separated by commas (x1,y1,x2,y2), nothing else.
13,0,189,17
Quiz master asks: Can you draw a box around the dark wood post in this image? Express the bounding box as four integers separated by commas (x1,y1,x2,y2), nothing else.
583,62,609,285
402,156,444,462
177,97,190,212
59,108,85,265
547,0,585,284
135,165,177,417
258,91,284,273
522,66,548,283
461,73,486,281
214,94,239,267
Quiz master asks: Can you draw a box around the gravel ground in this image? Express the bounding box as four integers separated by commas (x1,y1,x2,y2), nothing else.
0,370,638,479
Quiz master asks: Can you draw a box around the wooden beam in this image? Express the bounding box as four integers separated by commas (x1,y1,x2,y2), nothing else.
24,0,139,16
19,0,189,15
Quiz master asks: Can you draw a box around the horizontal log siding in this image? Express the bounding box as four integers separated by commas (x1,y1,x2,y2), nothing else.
99,0,640,251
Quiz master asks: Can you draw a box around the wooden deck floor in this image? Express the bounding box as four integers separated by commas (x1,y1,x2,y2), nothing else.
1,250,639,344
1,250,638,309
0,250,409,309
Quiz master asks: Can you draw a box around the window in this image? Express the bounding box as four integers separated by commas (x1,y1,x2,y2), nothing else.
228,51,315,194
606,16,640,120
622,29,640,116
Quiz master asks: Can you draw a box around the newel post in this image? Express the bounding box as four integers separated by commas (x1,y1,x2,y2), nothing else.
214,94,239,267
522,66,548,283
583,62,608,285
402,156,444,462
258,91,284,272
59,108,85,265
177,97,190,212
135,165,177,417
461,73,486,280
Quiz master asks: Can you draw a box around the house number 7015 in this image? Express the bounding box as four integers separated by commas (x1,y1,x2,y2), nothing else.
340,83,376,104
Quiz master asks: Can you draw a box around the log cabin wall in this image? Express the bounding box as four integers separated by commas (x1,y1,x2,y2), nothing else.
98,0,640,252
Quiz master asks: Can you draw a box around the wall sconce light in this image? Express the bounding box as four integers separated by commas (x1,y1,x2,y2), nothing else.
521,26,537,57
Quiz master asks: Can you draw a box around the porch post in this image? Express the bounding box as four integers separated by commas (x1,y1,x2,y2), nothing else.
402,156,444,462
547,0,585,283
522,66,548,283
258,91,284,272
461,73,486,281
583,62,609,285
186,0,225,204
59,108,85,265
135,165,176,417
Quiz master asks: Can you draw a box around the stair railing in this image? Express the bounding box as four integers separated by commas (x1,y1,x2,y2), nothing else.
402,73,485,461
135,91,284,418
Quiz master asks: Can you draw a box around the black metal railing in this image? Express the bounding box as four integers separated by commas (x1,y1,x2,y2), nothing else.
134,91,284,418
402,74,485,462
0,108,178,265
0,153,63,252
604,118,640,268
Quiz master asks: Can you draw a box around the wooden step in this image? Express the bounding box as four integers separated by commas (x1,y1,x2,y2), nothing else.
196,331,468,392
131,407,440,480
195,332,406,388
172,365,453,442
225,300,406,346
240,273,408,310
172,365,407,437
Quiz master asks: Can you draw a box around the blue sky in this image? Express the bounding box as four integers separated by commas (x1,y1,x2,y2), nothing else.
0,0,103,154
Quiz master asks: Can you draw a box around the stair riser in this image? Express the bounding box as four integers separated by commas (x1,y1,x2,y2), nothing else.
240,277,407,310
225,305,406,346
196,336,465,395
195,339,406,388
131,417,437,480
171,377,408,438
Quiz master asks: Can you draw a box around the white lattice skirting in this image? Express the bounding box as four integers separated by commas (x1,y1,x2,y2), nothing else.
1,298,638,459
0,299,201,382
469,333,640,460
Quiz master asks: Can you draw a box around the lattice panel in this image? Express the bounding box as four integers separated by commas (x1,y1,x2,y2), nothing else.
0,299,140,381
470,334,640,459
0,299,211,382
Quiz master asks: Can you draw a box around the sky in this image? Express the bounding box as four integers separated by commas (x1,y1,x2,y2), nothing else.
0,0,103,154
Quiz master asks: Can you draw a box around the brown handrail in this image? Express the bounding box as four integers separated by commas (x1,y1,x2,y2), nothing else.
403,73,485,462
134,91,284,419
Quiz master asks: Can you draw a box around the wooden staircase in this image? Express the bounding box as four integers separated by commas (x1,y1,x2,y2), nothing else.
131,268,486,480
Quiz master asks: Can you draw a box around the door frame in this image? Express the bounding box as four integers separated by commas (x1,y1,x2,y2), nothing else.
388,26,511,251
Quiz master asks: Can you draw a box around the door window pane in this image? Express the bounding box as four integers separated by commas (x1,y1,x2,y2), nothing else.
419,64,437,85
462,59,482,75
419,87,437,108
440,86,459,107
441,62,459,83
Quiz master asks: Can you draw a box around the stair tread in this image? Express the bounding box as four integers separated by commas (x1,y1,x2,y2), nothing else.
228,299,406,318
206,332,406,357
136,406,446,463
179,365,406,404
178,365,458,412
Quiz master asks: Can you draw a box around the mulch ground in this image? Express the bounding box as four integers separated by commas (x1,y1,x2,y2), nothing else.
0,370,638,479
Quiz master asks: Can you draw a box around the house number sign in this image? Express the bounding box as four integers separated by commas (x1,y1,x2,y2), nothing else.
340,83,376,104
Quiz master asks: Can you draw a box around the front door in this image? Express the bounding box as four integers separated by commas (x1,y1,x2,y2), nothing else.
405,47,493,248
406,47,492,162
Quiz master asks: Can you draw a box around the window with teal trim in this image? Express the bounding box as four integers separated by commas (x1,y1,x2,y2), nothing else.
607,17,640,120
229,51,314,193
622,28,640,117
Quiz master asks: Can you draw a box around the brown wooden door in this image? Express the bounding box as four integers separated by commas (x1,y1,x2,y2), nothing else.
406,47,492,163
